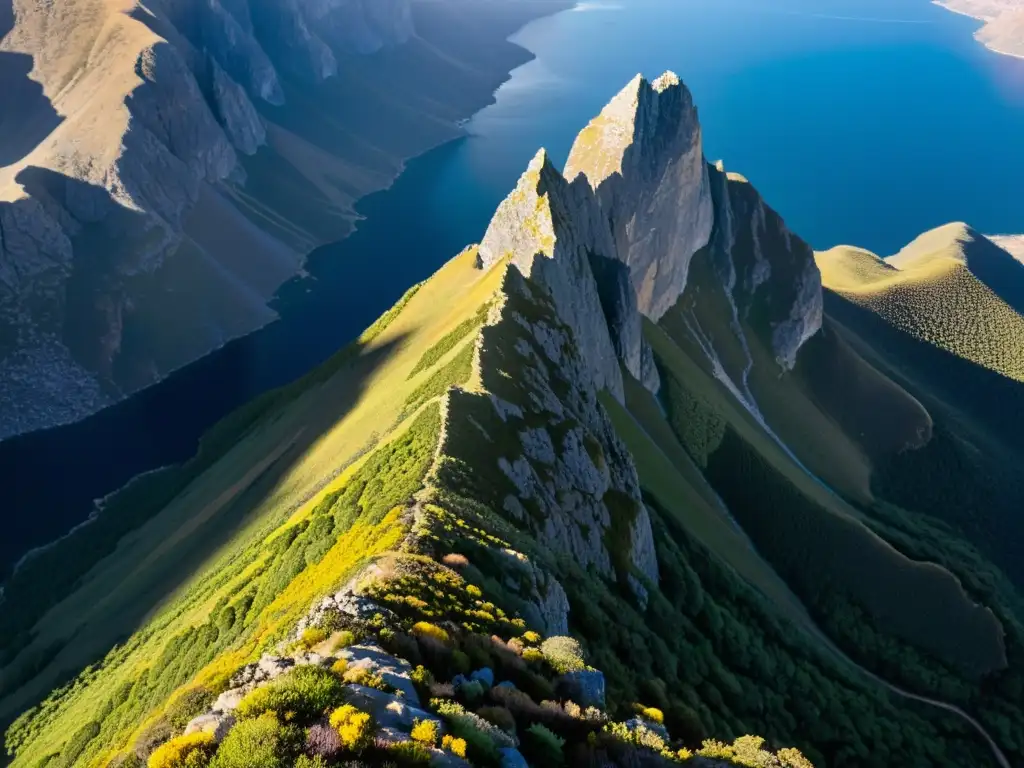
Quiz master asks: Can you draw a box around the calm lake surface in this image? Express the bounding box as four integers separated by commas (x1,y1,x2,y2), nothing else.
3,0,1024,572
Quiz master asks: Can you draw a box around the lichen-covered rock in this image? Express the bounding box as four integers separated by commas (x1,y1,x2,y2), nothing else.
565,72,714,321
345,684,441,731
337,643,420,704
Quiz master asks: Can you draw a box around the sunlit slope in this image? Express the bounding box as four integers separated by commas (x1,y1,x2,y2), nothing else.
818,223,1024,382
0,246,505,737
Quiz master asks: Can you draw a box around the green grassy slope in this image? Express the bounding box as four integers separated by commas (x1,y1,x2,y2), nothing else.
818,224,1024,383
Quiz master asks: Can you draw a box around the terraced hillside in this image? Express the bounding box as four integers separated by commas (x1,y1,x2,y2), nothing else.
4,74,1024,768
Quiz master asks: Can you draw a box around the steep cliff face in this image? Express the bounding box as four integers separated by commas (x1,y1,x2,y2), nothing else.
438,266,660,608
477,150,626,402
561,71,820,384
564,72,714,322
705,164,823,371
0,0,568,438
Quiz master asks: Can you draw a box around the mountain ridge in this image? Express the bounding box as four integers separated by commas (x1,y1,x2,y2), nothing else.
4,69,1024,768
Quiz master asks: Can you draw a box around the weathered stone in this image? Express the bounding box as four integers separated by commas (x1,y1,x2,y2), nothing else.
210,58,267,155
337,643,419,704
478,150,625,403
184,712,236,742
565,72,714,321
345,685,441,731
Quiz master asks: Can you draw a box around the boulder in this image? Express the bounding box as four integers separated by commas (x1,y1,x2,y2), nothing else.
183,712,235,742
346,685,442,733
338,643,419,704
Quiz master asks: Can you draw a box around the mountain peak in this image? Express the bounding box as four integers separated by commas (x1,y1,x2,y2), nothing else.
564,71,714,320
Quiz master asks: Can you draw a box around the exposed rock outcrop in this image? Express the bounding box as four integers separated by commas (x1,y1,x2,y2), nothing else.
565,72,714,322
478,150,625,403
706,164,822,370
437,267,659,606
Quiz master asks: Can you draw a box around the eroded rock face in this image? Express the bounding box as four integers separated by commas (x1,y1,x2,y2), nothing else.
707,164,823,370
565,72,714,321
437,268,659,606
478,150,625,403
210,58,266,155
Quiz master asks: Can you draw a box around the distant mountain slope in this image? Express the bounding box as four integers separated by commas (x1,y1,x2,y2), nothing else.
4,72,1024,768
818,223,1024,382
0,0,571,438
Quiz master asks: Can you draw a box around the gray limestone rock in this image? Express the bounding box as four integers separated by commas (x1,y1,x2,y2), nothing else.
565,72,714,321
184,712,236,742
337,643,420,704
478,150,624,403
706,164,823,371
345,684,441,731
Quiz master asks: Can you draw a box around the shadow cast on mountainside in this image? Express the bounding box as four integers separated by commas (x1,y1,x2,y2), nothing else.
0,332,408,728
824,292,1024,587
0,2,63,168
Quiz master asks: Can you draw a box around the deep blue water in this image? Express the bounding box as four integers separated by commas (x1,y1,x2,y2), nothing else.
3,0,1024,573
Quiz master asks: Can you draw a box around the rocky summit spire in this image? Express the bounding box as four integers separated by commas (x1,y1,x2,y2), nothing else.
564,71,715,321
478,150,625,402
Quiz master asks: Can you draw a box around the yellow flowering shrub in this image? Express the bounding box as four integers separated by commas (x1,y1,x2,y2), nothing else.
147,732,214,768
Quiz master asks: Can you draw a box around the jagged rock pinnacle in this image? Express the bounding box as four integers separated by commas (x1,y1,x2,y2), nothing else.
564,71,714,320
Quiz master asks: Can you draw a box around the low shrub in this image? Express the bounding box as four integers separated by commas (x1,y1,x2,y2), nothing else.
476,706,516,736
332,630,357,651
331,658,349,677
328,705,376,753
306,722,342,759
235,666,346,723
210,713,300,768
134,718,172,759
293,756,327,768
442,734,468,758
386,740,433,766
166,688,215,731
411,622,450,645
147,732,215,768
539,636,586,674
635,705,665,725
521,723,565,767
521,631,541,645
441,553,469,569
458,679,485,706
298,627,328,650
410,719,439,747
342,666,390,691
